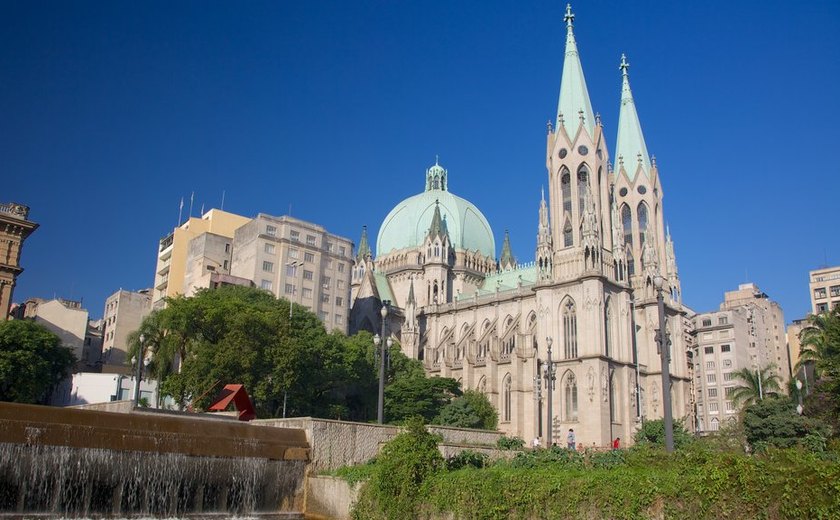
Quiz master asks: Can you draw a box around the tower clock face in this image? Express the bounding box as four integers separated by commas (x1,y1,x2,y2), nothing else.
559,148,568,159
578,145,589,155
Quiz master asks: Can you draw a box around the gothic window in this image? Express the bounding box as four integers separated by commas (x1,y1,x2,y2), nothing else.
503,374,512,422
564,372,578,421
563,219,573,248
604,298,612,357
561,170,572,215
563,300,578,359
626,246,635,276
577,167,589,215
637,202,649,250
621,204,633,248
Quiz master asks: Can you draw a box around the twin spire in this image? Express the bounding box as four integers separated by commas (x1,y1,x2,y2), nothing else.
556,5,651,178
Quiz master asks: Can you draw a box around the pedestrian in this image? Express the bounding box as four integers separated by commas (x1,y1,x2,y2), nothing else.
566,428,576,450
532,436,541,450
613,437,620,450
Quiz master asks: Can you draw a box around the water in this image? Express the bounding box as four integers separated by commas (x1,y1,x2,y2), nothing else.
0,443,306,517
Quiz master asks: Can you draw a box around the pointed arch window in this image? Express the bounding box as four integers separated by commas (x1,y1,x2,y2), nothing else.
564,372,578,421
563,219,573,248
637,202,649,251
621,204,633,248
563,300,578,359
577,167,589,215
561,170,572,214
503,374,512,422
626,246,635,276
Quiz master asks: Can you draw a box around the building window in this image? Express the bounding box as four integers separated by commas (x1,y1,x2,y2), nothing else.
323,276,331,286
289,249,299,259
263,261,274,273
724,386,735,397
338,246,346,256
817,303,828,313
318,311,327,320
337,280,345,289
621,203,633,249
290,230,300,242
722,359,732,368
577,167,588,215
335,314,343,324
223,260,229,270
637,202,648,250
723,372,734,381
337,263,345,273
721,344,731,353
224,243,230,253
321,294,329,303
306,235,316,246
708,388,718,398
563,219,573,248
563,300,578,359
264,243,275,254
285,284,295,295
286,264,297,276
707,373,716,383
303,270,313,280
260,280,273,291
302,288,313,299
561,170,572,214
710,417,720,431
325,242,334,252
702,318,712,327
725,401,735,412
266,225,277,237
304,252,315,263
704,346,714,354
814,288,827,299
503,375,512,422
709,402,719,413
335,297,343,307
718,316,728,325
706,361,715,369
564,372,578,421
830,285,840,297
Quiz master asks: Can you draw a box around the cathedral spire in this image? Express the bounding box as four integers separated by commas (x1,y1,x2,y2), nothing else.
427,200,448,240
536,189,553,279
499,230,515,270
356,225,371,261
614,54,651,180
407,276,416,305
556,4,595,139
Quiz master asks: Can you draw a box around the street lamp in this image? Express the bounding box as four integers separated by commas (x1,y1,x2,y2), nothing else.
652,274,674,452
286,261,304,319
544,336,556,446
796,379,803,415
132,334,147,408
375,300,391,424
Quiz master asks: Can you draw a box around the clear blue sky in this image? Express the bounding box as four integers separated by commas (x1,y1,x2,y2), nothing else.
3,1,839,322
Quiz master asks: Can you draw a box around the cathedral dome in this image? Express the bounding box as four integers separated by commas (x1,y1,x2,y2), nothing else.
376,161,496,258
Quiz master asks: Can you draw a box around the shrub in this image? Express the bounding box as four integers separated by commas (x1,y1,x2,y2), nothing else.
496,435,525,450
743,396,832,451
633,418,694,449
446,449,489,470
589,449,626,469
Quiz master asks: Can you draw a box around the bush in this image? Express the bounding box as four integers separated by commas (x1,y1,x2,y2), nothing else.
589,449,626,469
446,449,489,470
496,435,525,450
743,396,832,451
505,445,585,470
332,459,377,486
633,418,694,449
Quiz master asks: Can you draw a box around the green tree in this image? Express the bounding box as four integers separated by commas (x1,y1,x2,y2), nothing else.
385,371,461,424
730,364,782,406
436,389,497,429
798,307,840,378
742,396,831,451
633,419,693,449
0,320,75,404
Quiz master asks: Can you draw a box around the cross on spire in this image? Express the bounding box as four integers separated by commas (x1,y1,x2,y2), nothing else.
564,4,575,29
435,154,439,165
578,108,585,123
620,53,630,77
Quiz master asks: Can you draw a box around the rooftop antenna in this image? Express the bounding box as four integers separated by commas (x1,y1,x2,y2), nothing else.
200,202,205,216
288,203,292,218
178,197,184,226
221,190,226,211
188,191,195,218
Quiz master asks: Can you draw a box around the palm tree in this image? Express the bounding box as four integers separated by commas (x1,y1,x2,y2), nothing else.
730,364,782,407
797,307,840,378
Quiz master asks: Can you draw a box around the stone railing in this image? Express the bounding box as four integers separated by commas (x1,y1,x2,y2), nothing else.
0,202,30,220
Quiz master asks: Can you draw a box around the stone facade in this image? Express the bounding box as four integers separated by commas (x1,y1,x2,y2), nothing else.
0,202,38,319
349,7,691,447
101,288,152,370
810,265,840,314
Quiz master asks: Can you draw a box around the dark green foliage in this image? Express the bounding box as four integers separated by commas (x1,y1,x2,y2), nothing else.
332,459,378,486
633,418,694,449
496,435,525,450
803,377,840,437
506,445,585,470
352,416,444,519
589,448,626,469
742,396,831,451
0,320,75,404
446,449,489,470
436,389,498,430
384,373,461,424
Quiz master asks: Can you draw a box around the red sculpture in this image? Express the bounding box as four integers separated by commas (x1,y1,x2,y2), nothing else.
207,384,256,421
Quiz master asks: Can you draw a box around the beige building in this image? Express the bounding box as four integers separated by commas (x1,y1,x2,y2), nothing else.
231,214,354,333
691,283,788,433
101,289,152,371
809,265,840,314
153,209,252,309
786,318,806,375
0,202,38,319
350,7,692,446
23,298,90,366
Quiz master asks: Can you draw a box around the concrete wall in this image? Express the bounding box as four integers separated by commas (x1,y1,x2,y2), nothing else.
305,476,360,520
254,417,505,472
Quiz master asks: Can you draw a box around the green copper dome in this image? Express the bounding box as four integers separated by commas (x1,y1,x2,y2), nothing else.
376,161,496,259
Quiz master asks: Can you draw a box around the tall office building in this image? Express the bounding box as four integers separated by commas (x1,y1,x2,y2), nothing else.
101,289,152,370
809,266,840,314
0,202,38,319
230,214,354,333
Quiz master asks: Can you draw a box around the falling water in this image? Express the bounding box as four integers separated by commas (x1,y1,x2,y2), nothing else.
0,442,306,517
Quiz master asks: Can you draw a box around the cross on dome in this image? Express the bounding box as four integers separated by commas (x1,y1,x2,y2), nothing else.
564,4,575,28
620,54,630,77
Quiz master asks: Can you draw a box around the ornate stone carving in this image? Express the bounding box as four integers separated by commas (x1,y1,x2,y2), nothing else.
586,366,596,402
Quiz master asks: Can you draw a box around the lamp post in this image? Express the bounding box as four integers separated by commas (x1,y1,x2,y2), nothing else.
653,274,674,452
286,261,303,319
374,300,391,424
533,371,543,440
544,336,556,446
132,334,146,408
796,379,803,415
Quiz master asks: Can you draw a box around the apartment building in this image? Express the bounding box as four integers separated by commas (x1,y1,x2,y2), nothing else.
230,214,354,333
101,289,152,371
691,283,787,433
810,265,840,314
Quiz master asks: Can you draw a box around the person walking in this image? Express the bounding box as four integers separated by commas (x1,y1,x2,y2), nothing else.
612,437,621,450
532,437,541,450
566,428,576,450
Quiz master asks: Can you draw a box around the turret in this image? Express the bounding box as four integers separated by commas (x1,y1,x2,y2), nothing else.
499,230,516,271
536,187,553,279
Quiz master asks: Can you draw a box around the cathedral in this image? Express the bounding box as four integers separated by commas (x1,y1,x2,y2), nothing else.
350,5,692,446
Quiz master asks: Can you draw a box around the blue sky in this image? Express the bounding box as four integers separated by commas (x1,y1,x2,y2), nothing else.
3,0,839,322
